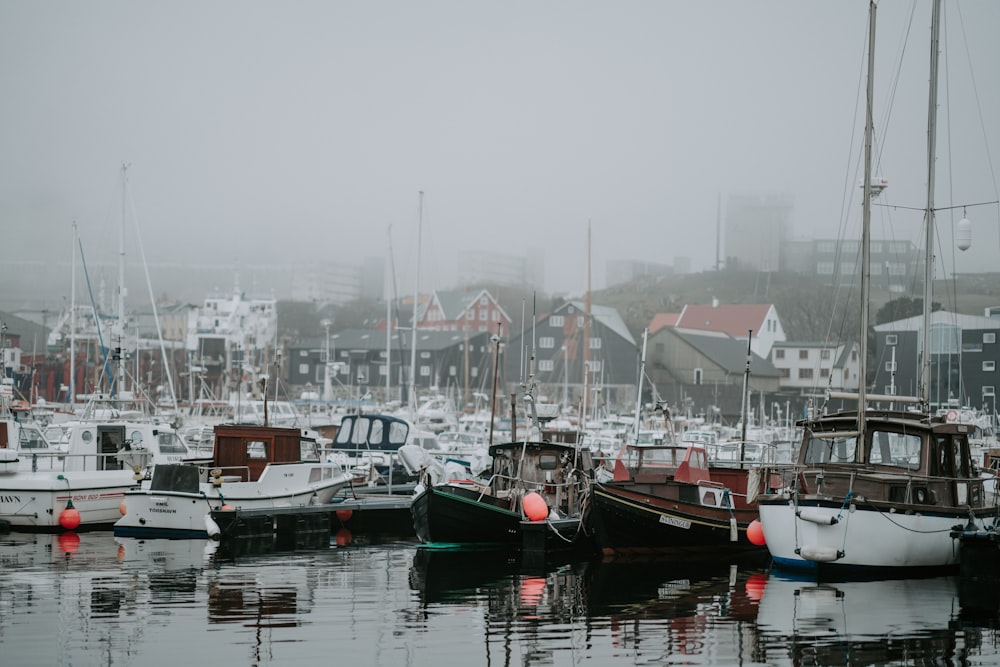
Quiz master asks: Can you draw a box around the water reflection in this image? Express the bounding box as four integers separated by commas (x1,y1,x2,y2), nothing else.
4,531,1000,665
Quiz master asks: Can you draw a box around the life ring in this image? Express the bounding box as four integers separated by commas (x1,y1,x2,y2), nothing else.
945,409,959,423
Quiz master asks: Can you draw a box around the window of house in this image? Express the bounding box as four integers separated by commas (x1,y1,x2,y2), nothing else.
479,310,487,320
419,365,430,376
885,361,897,372
693,368,703,385
799,350,809,360
538,360,554,372
590,337,602,349
780,368,790,378
775,349,785,359
449,365,456,376
539,336,554,349
821,349,831,360
886,334,898,345
985,333,997,344
983,386,995,396
421,351,430,358
799,368,814,379
300,350,309,357
480,296,488,306
820,368,830,378
985,361,996,372
550,315,564,327
299,363,309,374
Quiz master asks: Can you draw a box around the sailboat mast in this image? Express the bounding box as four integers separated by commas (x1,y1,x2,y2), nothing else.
117,163,128,398
857,0,876,452
582,222,591,422
385,225,393,401
409,191,423,419
70,221,77,410
920,0,942,409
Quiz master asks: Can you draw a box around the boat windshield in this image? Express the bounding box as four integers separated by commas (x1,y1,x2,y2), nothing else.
803,433,857,464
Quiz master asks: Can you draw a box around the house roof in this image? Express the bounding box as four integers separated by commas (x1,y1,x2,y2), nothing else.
672,328,780,377
649,312,681,335
562,300,635,345
0,311,51,348
873,310,1000,332
672,303,774,338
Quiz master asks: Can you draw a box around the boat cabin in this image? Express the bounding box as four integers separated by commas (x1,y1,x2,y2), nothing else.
330,414,410,452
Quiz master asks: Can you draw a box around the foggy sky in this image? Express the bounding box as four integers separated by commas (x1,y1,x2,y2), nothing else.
2,1,998,301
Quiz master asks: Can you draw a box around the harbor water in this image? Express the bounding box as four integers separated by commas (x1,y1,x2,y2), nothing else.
3,530,1000,666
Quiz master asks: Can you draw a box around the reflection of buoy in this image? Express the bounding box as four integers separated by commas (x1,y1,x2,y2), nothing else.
522,492,548,522
117,544,126,561
336,509,353,524
747,519,766,546
57,531,81,554
335,527,352,547
520,576,546,606
59,499,81,530
745,573,767,601
119,500,127,516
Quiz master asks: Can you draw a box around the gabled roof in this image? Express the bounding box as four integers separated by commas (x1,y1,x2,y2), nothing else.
649,312,681,335
671,328,780,377
0,310,50,347
673,303,774,338
400,289,512,326
560,301,635,345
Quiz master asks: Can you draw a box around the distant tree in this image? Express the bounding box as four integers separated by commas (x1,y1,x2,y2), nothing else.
874,297,943,325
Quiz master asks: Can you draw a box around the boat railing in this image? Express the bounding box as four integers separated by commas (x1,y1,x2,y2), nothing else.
707,440,783,468
15,449,147,474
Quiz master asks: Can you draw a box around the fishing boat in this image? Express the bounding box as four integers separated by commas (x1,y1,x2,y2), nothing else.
0,415,186,531
409,332,596,554
114,423,354,539
586,438,782,559
756,0,992,575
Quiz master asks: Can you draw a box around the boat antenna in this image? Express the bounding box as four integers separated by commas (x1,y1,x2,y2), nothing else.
633,328,648,445
488,322,502,446
69,221,77,412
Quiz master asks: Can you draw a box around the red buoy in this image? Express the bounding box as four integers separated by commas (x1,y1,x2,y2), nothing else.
522,492,548,522
59,499,81,530
747,519,766,546
336,509,353,524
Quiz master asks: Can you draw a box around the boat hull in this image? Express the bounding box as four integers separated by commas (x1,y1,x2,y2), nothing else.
0,471,139,530
587,482,764,558
411,484,521,546
115,465,354,539
758,495,977,575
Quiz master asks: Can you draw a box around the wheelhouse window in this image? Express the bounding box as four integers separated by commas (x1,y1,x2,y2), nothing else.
868,430,921,470
803,433,856,464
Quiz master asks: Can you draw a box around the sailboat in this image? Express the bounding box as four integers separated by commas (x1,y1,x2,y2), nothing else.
756,0,992,575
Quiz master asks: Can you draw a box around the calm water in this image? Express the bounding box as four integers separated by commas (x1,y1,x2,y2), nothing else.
3,530,1000,666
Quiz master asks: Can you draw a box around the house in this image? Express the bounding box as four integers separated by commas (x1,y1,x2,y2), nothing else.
654,301,786,359
0,311,50,401
286,328,495,408
873,309,1000,413
770,340,860,399
394,288,512,334
502,300,638,412
646,326,780,422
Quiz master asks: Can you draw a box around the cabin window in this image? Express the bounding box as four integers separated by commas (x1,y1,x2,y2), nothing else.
157,432,188,454
538,454,559,470
868,430,920,470
388,421,409,446
803,434,856,464
300,441,320,461
369,419,384,445
18,427,47,450
246,441,268,460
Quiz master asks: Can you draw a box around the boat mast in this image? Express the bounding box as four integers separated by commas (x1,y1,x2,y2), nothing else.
70,221,77,410
408,191,423,421
857,0,876,456
117,162,128,399
919,0,941,410
582,222,591,422
633,328,648,444
385,225,393,401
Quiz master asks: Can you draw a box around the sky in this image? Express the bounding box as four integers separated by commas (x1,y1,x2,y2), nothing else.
1,0,998,301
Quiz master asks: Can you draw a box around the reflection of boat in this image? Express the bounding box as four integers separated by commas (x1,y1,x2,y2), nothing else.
115,424,353,538
757,0,991,575
587,440,782,558
408,546,521,603
756,573,961,663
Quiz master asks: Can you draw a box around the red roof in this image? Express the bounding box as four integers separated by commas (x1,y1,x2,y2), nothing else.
649,312,681,335
657,303,773,338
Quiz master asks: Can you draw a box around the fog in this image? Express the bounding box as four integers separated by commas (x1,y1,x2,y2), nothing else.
1,1,998,309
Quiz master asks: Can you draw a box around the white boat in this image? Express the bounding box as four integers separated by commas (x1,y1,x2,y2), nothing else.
0,417,187,530
756,0,992,576
114,423,354,539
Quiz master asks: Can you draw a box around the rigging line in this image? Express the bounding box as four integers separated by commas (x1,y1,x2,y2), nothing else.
954,2,1000,249
126,179,179,411
78,236,112,402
